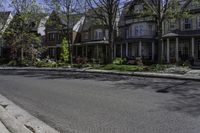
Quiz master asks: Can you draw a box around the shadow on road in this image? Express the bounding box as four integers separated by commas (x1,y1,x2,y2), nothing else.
0,70,130,82
117,78,200,117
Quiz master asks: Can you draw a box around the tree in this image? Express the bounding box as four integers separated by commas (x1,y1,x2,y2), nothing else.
85,0,120,63
60,37,69,63
140,0,198,63
4,0,44,61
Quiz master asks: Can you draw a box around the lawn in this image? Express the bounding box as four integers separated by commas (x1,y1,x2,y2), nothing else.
94,64,146,71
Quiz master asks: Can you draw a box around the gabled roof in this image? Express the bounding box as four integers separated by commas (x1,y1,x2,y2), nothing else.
0,11,12,33
38,16,49,36
48,10,83,29
73,16,85,32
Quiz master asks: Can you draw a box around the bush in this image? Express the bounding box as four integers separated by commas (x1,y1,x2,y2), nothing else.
34,60,57,68
112,58,126,65
147,64,170,72
0,58,9,65
7,60,17,66
98,64,145,71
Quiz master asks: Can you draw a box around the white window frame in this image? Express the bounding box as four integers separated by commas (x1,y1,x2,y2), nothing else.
184,18,192,30
197,16,200,28
94,29,103,40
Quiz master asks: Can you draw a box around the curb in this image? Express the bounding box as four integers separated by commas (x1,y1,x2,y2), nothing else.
0,105,32,133
0,67,200,81
0,94,60,133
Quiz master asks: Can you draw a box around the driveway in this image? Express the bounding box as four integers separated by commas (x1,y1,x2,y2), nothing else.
0,70,200,133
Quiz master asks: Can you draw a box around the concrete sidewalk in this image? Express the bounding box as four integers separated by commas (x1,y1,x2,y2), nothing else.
0,94,60,133
0,66,200,81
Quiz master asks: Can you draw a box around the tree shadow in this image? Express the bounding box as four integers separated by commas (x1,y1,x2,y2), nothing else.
0,70,130,82
117,79,200,117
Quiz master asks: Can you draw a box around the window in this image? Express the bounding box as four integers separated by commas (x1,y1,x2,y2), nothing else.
184,18,192,30
197,16,200,28
135,26,139,36
84,32,89,40
139,25,144,36
169,20,176,30
134,4,143,13
49,33,55,41
94,29,103,40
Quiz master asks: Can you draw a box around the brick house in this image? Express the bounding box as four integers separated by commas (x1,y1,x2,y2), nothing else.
44,11,81,60
72,14,111,64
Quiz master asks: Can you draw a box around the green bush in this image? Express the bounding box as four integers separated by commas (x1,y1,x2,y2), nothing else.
112,58,126,65
98,64,145,71
147,64,170,72
34,60,57,68
7,60,17,66
0,58,9,65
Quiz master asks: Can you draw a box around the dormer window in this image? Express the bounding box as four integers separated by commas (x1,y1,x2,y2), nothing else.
134,4,143,13
94,29,103,40
184,18,192,30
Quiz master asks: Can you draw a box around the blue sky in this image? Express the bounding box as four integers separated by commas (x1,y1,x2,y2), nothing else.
4,0,45,11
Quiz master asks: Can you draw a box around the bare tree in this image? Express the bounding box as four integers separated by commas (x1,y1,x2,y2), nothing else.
85,0,120,63
141,0,196,63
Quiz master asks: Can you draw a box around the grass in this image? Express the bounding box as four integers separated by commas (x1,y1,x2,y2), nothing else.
94,64,145,71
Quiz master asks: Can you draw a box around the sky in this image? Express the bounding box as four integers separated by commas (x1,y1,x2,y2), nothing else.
3,0,45,11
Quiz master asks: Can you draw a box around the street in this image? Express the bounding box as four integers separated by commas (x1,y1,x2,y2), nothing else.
0,70,200,133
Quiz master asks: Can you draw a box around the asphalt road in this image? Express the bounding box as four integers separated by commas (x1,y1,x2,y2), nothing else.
0,70,200,133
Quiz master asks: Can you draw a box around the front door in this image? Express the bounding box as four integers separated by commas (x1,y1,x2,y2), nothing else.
198,41,200,59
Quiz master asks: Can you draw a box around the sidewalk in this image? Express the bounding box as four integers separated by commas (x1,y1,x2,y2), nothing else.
0,94,59,133
0,66,200,81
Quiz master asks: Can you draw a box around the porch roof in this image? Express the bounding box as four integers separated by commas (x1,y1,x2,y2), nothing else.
73,40,109,46
163,30,200,38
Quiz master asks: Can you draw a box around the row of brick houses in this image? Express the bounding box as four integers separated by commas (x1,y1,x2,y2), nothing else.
1,0,200,65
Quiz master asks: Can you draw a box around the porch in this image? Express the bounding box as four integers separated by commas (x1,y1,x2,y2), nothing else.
162,37,200,64
115,39,156,62
73,41,109,64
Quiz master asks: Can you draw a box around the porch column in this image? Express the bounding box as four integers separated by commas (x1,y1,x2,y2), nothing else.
86,45,88,58
121,44,123,58
126,42,128,57
152,41,155,61
176,37,179,62
167,38,170,63
97,44,99,59
192,37,195,58
114,44,116,58
139,41,142,57
161,40,164,61
82,46,84,57
76,46,78,57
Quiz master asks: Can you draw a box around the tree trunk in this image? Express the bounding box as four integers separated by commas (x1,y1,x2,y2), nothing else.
21,48,24,61
157,21,163,64
107,28,114,64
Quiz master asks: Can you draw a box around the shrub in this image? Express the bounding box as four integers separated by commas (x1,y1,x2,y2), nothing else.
112,58,126,65
60,38,69,63
34,60,57,68
7,60,17,66
147,64,170,72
